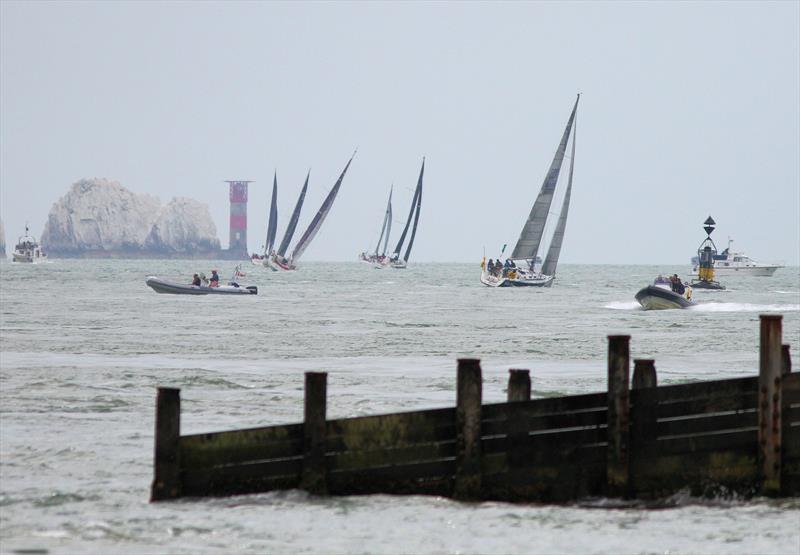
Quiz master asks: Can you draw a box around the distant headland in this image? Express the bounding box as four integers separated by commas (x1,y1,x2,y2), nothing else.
41,178,237,259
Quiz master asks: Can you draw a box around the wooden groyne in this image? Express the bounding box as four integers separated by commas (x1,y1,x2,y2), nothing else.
151,314,799,502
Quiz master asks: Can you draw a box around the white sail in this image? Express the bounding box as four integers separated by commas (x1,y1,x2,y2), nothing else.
291,152,356,263
540,113,577,277
511,95,579,263
374,187,393,256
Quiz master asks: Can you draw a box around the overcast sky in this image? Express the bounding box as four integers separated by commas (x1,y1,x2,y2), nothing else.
1,1,798,265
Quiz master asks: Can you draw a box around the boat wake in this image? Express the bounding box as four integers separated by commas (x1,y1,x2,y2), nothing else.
605,301,642,310
688,302,800,312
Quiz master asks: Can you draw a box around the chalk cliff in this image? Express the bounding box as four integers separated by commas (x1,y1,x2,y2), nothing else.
144,197,221,254
42,178,222,258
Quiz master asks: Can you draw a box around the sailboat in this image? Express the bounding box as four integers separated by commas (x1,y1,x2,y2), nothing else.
266,171,309,271
389,158,425,269
253,173,279,268
480,95,579,287
359,186,393,267
270,151,356,271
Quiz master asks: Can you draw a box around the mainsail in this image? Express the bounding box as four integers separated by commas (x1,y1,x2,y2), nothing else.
291,151,356,263
265,172,278,255
402,158,425,263
374,187,393,256
391,165,422,259
540,114,577,277
276,171,309,258
510,95,580,263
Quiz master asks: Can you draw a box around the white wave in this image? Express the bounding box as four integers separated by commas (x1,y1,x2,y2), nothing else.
690,302,800,312
604,301,642,310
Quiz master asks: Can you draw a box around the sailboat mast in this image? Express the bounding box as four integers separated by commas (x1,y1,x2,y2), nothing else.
391,172,421,259
541,103,577,277
402,158,425,262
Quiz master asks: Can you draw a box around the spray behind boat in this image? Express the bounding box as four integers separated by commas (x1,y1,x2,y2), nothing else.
691,216,726,290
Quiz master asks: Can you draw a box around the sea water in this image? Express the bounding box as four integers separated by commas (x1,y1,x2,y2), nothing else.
1,261,799,555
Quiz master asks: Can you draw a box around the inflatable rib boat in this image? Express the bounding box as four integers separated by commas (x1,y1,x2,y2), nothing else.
145,276,257,295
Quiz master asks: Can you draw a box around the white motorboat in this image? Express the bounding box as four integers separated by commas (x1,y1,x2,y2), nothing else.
691,238,783,277
12,225,47,263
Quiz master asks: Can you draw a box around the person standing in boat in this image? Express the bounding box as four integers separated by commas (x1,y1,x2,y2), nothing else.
671,274,685,295
209,270,220,287
191,274,201,286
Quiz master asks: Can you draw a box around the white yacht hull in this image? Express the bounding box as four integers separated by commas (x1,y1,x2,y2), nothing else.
480,271,553,288
691,265,780,277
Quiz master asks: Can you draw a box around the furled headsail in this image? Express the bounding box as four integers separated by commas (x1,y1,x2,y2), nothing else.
291,151,357,263
511,95,580,264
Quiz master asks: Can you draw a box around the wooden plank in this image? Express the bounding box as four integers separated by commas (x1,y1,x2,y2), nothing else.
655,376,758,403
638,429,757,458
481,408,606,437
326,407,456,451
482,427,608,465
181,457,302,497
481,392,607,421
631,448,759,498
151,388,181,502
482,458,607,502
180,424,303,469
782,425,800,457
656,410,758,438
328,459,455,496
327,440,456,471
782,344,792,376
783,373,800,405
657,392,757,420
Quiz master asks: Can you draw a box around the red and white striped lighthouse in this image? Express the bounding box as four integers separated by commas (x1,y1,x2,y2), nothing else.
225,180,252,258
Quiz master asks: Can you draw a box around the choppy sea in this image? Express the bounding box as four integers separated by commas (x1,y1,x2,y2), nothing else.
1,260,799,555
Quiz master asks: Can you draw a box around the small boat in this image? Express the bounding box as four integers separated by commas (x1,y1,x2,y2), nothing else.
146,276,257,295
480,95,579,287
12,224,47,263
635,277,693,310
388,158,424,269
690,237,783,277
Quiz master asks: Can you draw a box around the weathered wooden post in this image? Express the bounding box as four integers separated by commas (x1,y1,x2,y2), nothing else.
607,335,630,497
630,359,657,497
759,315,782,496
507,369,531,402
782,344,791,375
454,358,482,500
301,372,328,495
150,387,181,501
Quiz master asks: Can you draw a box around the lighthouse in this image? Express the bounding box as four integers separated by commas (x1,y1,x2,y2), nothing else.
224,180,252,259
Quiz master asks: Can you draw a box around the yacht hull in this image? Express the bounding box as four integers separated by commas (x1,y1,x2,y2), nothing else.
691,266,779,277
480,272,554,288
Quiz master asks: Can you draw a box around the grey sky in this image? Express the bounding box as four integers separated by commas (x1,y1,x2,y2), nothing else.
1,1,798,265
